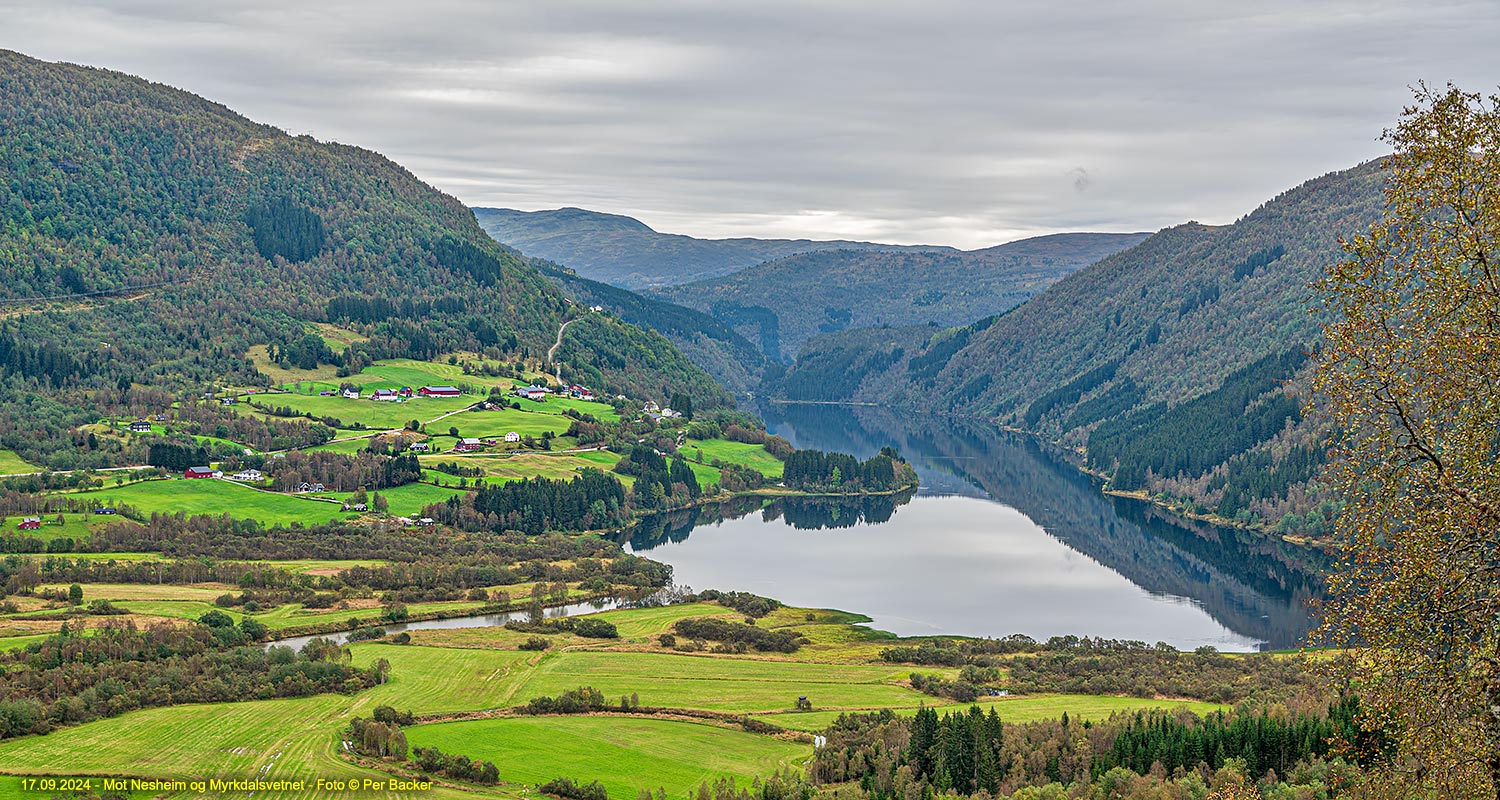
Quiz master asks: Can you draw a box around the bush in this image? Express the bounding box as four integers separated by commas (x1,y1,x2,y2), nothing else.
519,636,550,651
539,777,608,800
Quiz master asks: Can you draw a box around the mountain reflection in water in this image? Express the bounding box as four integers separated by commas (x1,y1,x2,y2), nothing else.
616,404,1319,651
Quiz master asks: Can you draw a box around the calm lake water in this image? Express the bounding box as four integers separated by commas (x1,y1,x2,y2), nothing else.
620,405,1320,652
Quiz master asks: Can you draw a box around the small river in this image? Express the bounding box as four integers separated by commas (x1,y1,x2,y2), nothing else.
619,404,1320,652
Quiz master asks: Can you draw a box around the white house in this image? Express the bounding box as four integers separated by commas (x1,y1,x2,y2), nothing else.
372,389,399,402
341,387,360,399
409,442,430,453
232,469,263,482
504,431,521,443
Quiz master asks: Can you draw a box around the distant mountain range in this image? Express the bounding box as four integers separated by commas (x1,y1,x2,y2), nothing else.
773,160,1388,530
654,233,1149,361
473,207,953,289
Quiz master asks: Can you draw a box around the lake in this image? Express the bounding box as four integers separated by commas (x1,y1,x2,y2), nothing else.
620,404,1320,651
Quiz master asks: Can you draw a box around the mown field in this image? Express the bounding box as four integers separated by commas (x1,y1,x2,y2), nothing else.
406,716,808,798
0,447,42,474
0,598,1242,797
64,478,356,526
685,439,785,478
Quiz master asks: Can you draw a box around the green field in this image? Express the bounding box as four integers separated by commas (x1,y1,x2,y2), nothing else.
754,695,1230,732
0,448,41,474
513,651,931,713
686,439,785,478
304,436,378,454
421,451,622,484
255,392,475,430
439,407,574,439
406,716,807,798
65,479,357,526
319,482,463,517
2,512,125,542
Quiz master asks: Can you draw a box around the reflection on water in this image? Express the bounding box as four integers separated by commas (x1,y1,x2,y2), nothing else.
618,404,1320,651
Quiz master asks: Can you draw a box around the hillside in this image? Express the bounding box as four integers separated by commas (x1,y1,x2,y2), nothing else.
0,50,729,468
516,255,771,395
776,160,1387,528
473,206,948,289
656,233,1148,361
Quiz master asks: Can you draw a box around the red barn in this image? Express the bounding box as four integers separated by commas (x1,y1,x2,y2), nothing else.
184,466,217,479
419,385,462,398
17,517,41,530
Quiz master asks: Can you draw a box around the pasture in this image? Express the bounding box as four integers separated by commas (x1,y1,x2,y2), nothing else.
64,479,356,527
405,716,808,798
685,439,784,478
0,448,41,475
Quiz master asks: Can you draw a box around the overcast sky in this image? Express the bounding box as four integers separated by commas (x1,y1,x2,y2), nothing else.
7,1,1498,248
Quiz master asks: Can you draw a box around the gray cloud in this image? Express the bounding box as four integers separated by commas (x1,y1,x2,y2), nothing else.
6,1,1498,248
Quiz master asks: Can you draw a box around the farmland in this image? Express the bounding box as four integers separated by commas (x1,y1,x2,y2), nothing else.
0,448,41,475
64,478,357,527
405,716,808,798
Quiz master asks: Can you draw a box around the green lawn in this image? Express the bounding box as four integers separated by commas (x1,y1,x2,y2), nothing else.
64,479,357,527
2,512,124,542
0,448,42,475
513,651,930,713
685,439,784,478
406,716,808,798
304,435,377,454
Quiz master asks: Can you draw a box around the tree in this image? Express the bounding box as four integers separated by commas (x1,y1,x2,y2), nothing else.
1313,85,1500,799
67,584,83,605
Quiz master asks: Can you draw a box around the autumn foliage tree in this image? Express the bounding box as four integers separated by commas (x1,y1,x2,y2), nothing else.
1314,85,1500,799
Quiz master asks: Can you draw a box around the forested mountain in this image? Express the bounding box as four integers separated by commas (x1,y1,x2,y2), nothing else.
776,161,1387,529
0,49,728,467
656,233,1147,361
497,250,770,395
473,206,948,289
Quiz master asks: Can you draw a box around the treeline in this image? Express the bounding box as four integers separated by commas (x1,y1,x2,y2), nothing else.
782,447,913,493
266,450,421,493
669,617,803,653
0,621,380,740
616,445,703,509
809,701,1368,798
881,637,1314,704
432,469,629,534
171,400,334,451
1089,348,1307,490
345,706,500,785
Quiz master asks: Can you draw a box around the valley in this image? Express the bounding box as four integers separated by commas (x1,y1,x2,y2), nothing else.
0,37,1450,800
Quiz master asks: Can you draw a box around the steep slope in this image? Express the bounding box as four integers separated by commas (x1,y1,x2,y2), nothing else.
473,207,950,289
0,49,729,468
656,233,1149,361
513,255,771,395
778,160,1387,528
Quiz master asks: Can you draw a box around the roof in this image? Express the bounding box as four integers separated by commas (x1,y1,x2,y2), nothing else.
422,385,461,392
460,437,482,445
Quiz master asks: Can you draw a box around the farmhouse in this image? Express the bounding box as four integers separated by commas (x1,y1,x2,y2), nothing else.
372,389,399,402
454,437,485,453
409,442,430,453
515,385,548,401
232,469,263,482
17,517,41,530
399,386,414,398
183,466,219,479
419,385,462,398
128,420,152,433
342,388,361,399
94,507,117,515
504,431,521,443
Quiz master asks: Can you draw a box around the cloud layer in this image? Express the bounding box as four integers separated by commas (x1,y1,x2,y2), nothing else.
8,1,1497,247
